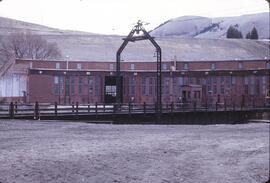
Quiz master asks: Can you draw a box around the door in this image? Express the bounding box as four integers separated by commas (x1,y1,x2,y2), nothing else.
104,76,122,103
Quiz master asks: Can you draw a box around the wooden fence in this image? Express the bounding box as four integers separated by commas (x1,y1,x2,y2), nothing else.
0,101,268,120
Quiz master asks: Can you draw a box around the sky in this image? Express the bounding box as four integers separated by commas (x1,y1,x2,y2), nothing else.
0,0,269,35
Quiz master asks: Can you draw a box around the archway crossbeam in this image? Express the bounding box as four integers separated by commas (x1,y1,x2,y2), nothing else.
116,20,162,121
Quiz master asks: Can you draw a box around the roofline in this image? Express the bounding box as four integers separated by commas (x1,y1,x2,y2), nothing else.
16,58,269,63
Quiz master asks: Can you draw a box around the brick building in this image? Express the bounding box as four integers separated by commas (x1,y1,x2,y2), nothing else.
0,58,269,108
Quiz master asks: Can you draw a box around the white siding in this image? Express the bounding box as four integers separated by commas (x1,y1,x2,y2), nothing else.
0,74,27,97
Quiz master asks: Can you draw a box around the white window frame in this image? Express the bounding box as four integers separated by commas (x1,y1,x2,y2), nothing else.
184,63,188,70
130,64,135,70
109,64,114,70
77,63,82,70
163,64,167,70
56,63,60,69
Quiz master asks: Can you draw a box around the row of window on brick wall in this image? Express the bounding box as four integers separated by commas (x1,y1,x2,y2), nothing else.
53,76,100,95
137,76,267,96
30,61,270,71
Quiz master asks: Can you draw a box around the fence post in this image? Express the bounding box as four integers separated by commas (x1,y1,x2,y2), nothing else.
216,102,218,111
171,102,174,113
193,101,196,111
9,102,14,119
95,102,98,117
88,104,90,113
76,102,79,119
143,102,146,114
54,102,58,118
155,102,157,113
34,101,39,120
233,102,235,111
72,102,74,113
128,102,131,114
224,99,227,111
205,100,208,111
15,101,18,113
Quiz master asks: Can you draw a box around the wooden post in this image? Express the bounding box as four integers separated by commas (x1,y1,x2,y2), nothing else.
54,102,58,118
34,101,39,120
143,102,146,114
171,102,174,113
76,102,79,119
103,103,105,112
224,99,227,111
95,102,98,117
15,101,18,113
88,104,90,113
9,102,14,119
72,102,74,113
128,102,131,114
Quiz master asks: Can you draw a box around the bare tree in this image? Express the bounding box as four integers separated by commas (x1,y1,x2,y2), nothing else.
0,32,61,61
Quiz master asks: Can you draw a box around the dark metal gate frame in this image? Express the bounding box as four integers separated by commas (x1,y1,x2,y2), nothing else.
116,20,162,122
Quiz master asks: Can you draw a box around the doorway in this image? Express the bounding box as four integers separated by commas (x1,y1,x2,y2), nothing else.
104,76,122,103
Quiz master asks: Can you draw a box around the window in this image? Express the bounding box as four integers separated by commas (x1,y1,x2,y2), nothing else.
178,77,182,94
267,62,270,69
78,76,83,94
256,76,260,96
196,77,200,85
109,64,114,70
262,76,266,95
184,63,188,70
165,77,170,94
65,76,70,95
220,77,224,94
173,78,177,94
77,64,82,70
95,77,100,95
213,77,217,94
71,76,75,94
250,76,254,85
183,77,188,85
54,76,59,94
207,77,212,93
130,64,135,70
29,62,33,69
56,63,60,69
190,77,194,85
89,77,94,95
244,76,248,95
163,64,167,70
238,62,243,69
149,78,153,95
129,77,135,95
211,63,215,70
232,77,236,85
59,76,64,94
142,77,146,95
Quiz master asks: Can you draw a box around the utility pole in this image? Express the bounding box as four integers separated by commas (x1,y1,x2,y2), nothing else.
116,20,162,122
265,1,270,183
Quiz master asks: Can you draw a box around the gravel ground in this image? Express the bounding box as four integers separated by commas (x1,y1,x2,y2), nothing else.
0,120,269,183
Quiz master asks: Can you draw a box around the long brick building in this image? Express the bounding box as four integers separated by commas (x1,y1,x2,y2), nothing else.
0,57,269,108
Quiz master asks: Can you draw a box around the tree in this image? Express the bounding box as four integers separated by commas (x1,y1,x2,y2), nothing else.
245,32,251,39
226,26,243,39
0,32,61,61
250,27,259,39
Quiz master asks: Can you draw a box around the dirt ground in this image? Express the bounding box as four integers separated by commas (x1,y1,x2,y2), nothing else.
0,120,269,183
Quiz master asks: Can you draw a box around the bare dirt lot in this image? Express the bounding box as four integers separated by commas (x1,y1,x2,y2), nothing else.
0,120,269,183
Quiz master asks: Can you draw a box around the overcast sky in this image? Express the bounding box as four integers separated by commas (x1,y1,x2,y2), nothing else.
0,0,268,35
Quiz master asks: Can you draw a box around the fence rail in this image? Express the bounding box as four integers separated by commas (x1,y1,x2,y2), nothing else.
0,101,269,120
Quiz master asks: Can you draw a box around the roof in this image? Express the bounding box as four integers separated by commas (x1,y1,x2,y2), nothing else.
43,35,270,62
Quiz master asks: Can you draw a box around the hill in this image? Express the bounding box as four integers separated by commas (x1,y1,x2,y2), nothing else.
150,12,269,39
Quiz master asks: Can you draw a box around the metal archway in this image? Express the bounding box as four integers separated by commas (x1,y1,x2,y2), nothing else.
116,20,162,122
